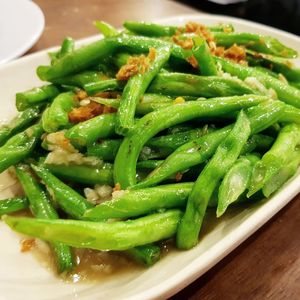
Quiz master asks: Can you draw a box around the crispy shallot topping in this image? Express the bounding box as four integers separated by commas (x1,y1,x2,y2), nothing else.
20,238,36,252
172,36,194,50
186,55,199,69
116,48,156,81
68,101,116,123
185,22,214,43
113,183,121,192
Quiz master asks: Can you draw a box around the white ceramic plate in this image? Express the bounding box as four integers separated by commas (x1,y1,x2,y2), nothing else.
0,14,299,300
0,0,44,64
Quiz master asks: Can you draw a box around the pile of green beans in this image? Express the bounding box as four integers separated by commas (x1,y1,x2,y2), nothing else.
1,19,300,275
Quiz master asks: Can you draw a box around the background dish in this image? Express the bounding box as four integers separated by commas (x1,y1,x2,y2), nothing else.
0,0,44,64
0,14,299,300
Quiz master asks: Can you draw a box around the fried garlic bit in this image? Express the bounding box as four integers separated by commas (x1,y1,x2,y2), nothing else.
172,35,194,50
116,48,156,81
68,101,116,123
20,238,36,252
185,22,214,43
186,55,199,69
211,44,247,65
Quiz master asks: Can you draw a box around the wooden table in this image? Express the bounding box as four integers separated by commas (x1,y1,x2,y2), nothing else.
30,1,300,299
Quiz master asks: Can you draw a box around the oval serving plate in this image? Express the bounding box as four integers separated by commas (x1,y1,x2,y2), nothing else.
0,14,299,300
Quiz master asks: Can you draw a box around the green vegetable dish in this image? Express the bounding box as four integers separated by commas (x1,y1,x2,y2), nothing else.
1,20,300,277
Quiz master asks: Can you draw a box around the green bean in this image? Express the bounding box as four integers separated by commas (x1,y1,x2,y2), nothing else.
82,72,255,97
279,104,300,124
84,183,192,220
123,21,178,37
65,113,116,147
59,37,75,57
16,85,60,111
217,154,260,217
37,35,187,82
291,82,300,90
91,96,173,115
247,50,300,83
114,94,268,188
192,36,218,75
0,197,29,216
177,111,251,249
37,39,115,81
44,162,114,185
52,71,107,88
50,37,75,65
136,160,163,169
31,164,93,219
213,32,297,58
132,100,282,189
126,245,161,266
15,164,74,273
248,123,300,197
216,57,300,108
0,124,43,174
3,209,183,251
123,21,234,37
94,20,119,37
87,125,212,161
42,92,76,133
148,73,255,97
263,149,300,197
87,139,121,161
0,106,41,146
116,45,171,134
84,79,122,95
241,134,274,154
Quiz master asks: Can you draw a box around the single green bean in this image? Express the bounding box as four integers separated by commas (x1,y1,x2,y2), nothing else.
84,79,122,95
126,244,161,266
123,21,234,37
0,124,43,174
192,36,218,75
213,32,297,58
0,106,41,146
263,149,300,197
116,45,171,134
65,112,116,147
15,164,74,273
177,111,251,249
44,162,114,186
248,123,300,197
52,71,108,88
0,197,29,216
94,20,119,37
84,182,193,220
42,92,76,133
37,39,115,81
279,104,300,124
50,37,75,65
3,209,183,251
16,85,60,111
216,57,300,108
247,50,300,83
31,164,93,219
148,72,255,97
217,154,260,217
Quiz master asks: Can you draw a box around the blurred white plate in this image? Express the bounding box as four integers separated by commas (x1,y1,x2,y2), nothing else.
0,14,299,300
0,0,44,64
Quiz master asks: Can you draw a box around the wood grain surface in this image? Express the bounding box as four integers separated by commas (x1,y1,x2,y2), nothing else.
29,1,300,299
